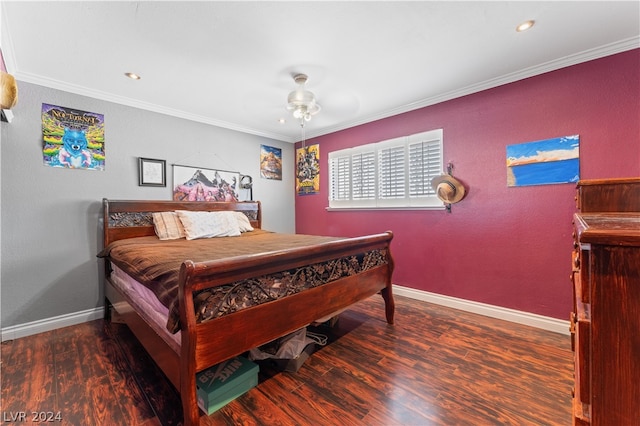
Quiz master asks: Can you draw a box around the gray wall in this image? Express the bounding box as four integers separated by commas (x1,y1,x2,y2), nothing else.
0,81,295,329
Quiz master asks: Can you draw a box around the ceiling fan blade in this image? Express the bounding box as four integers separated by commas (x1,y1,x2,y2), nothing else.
317,89,360,119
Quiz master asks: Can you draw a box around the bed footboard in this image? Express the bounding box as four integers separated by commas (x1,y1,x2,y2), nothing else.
177,231,394,425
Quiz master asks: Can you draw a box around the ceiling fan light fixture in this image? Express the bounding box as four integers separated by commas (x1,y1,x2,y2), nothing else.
124,72,141,80
286,73,321,124
516,20,535,32
292,107,304,119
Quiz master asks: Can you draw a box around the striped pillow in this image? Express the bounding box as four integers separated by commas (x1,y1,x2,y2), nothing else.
152,212,186,240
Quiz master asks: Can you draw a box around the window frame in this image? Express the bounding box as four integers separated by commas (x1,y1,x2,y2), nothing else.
328,129,445,210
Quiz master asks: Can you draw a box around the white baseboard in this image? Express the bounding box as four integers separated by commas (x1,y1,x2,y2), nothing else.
393,285,570,335
1,287,570,342
1,307,104,342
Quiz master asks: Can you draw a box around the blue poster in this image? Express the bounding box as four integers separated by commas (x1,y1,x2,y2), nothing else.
506,135,579,187
42,104,105,170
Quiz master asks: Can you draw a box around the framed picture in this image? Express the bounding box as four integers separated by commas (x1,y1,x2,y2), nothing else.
260,144,282,180
506,135,579,187
138,157,166,187
173,165,240,201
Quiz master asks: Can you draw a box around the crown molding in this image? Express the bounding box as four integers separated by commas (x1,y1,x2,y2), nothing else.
11,37,639,144
304,37,640,140
12,71,296,142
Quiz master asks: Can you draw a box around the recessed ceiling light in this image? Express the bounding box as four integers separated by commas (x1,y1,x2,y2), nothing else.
516,20,535,32
278,118,286,124
124,72,141,80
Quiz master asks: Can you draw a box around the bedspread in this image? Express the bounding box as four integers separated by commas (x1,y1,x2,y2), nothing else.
98,230,389,333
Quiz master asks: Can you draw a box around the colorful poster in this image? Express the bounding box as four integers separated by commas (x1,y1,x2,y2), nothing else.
173,165,240,201
42,104,105,170
296,144,320,195
260,145,282,180
506,135,579,187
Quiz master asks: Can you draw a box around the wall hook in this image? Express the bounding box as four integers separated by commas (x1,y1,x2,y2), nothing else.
445,162,454,212
431,162,465,213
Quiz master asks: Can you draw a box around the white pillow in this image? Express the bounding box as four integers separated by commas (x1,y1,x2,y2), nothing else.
234,211,254,232
152,212,186,240
175,210,241,240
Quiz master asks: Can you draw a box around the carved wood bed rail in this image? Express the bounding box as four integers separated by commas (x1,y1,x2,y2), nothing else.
101,199,395,425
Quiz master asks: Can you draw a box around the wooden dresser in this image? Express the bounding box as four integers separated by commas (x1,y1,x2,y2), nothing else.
571,178,640,425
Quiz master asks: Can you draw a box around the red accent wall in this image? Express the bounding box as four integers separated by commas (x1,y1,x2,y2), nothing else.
295,49,640,320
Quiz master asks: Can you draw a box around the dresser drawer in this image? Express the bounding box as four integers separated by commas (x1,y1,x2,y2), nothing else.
575,244,590,305
574,313,590,405
572,261,591,409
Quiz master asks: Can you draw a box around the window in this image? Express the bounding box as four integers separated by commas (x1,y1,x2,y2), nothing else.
328,129,444,209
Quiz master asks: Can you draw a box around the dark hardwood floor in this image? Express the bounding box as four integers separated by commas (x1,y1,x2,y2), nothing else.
1,295,573,425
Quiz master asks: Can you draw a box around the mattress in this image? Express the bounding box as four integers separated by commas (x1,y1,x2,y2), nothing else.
109,264,181,352
100,231,389,334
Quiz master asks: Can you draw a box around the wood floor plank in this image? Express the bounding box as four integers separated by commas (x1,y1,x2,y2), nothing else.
0,355,57,415
0,295,573,425
111,324,182,426
215,387,294,426
361,399,437,426
285,381,366,425
54,349,97,425
243,380,318,425
85,375,128,425
0,331,55,367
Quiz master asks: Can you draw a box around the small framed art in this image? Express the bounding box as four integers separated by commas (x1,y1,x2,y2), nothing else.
138,157,166,187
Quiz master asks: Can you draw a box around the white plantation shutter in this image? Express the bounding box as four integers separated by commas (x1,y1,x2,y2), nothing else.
351,151,376,200
328,129,443,209
408,137,442,198
329,155,351,201
378,142,406,200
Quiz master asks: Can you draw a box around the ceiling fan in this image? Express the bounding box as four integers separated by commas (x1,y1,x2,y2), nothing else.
286,73,321,125
240,68,360,137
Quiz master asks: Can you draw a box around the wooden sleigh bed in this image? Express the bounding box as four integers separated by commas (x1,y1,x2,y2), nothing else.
99,199,395,425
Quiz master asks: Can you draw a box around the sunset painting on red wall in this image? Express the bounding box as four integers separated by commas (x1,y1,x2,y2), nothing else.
506,135,579,187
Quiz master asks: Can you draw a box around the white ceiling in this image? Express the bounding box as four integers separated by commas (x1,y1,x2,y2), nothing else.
2,1,639,143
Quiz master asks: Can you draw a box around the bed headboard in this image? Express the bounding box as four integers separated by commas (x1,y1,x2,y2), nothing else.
102,198,262,247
